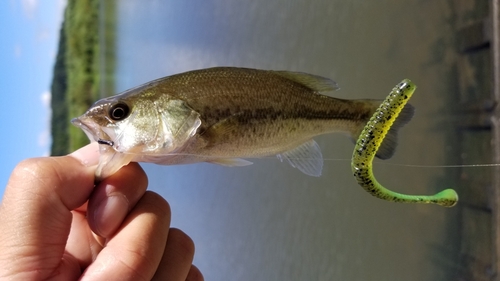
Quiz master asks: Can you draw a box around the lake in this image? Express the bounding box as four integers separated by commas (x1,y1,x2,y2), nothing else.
112,1,468,280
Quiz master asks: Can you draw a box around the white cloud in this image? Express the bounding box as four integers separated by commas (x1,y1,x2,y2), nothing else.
21,0,38,19
37,130,50,155
39,91,52,155
56,0,67,25
57,0,67,12
37,29,50,42
14,44,22,58
41,91,51,107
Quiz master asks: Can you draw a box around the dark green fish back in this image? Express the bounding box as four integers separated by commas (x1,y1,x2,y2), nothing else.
73,67,416,178
149,67,374,131
121,67,411,160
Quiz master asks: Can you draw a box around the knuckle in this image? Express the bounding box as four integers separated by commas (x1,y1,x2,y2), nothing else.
11,158,43,180
143,191,171,216
169,228,195,256
187,265,204,281
9,158,59,188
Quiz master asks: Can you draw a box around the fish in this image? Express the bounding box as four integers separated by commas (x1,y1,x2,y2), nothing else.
72,67,414,180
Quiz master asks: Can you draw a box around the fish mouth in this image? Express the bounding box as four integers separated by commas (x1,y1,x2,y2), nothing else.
71,116,114,146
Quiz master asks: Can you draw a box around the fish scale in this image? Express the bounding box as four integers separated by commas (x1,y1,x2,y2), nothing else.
72,67,413,180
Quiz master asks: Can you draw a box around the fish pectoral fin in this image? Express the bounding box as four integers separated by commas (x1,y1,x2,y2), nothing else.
277,139,323,177
273,71,339,92
208,158,254,167
158,99,202,150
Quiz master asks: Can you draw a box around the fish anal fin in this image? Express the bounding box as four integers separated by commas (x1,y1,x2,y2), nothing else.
273,71,339,92
277,139,323,177
208,158,253,167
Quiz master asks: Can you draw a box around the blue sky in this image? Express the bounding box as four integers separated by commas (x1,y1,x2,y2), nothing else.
0,0,66,196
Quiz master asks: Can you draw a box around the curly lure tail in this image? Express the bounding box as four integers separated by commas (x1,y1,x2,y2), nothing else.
351,79,458,207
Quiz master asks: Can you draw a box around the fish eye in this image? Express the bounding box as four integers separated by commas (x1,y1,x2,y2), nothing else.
109,103,130,121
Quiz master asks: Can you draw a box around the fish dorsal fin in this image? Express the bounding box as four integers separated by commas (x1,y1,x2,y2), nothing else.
273,71,340,92
208,158,253,167
277,139,323,177
375,103,415,159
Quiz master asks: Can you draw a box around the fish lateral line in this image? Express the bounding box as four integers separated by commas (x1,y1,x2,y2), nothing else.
351,79,459,207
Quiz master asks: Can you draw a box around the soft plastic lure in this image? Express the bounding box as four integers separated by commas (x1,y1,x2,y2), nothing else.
351,79,458,207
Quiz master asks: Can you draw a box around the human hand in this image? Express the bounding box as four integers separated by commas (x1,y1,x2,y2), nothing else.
0,143,203,281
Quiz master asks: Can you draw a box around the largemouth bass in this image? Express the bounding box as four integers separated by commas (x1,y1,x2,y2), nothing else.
72,67,414,180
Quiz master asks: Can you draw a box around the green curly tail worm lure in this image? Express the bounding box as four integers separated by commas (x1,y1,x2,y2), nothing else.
351,79,459,207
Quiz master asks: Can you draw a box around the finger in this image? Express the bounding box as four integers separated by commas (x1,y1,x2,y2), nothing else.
0,143,98,279
186,265,204,281
87,162,148,238
66,148,148,269
81,191,171,281
65,209,103,270
152,228,196,281
70,142,100,167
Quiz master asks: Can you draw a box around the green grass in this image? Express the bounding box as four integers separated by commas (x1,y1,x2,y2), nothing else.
50,0,116,155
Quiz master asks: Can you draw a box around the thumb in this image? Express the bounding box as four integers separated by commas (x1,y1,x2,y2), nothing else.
0,143,99,279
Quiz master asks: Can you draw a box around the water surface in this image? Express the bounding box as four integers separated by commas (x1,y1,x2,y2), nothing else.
114,1,461,280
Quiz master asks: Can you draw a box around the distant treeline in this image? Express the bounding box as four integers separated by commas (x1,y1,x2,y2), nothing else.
50,0,115,156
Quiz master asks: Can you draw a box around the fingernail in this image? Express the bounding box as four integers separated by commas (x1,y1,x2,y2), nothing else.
94,193,129,237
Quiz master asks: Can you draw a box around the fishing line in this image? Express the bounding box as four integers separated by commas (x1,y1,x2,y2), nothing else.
260,156,500,169
121,150,500,169
324,158,500,169
373,162,500,168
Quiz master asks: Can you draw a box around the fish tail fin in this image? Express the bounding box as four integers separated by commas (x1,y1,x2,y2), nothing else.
352,100,415,159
